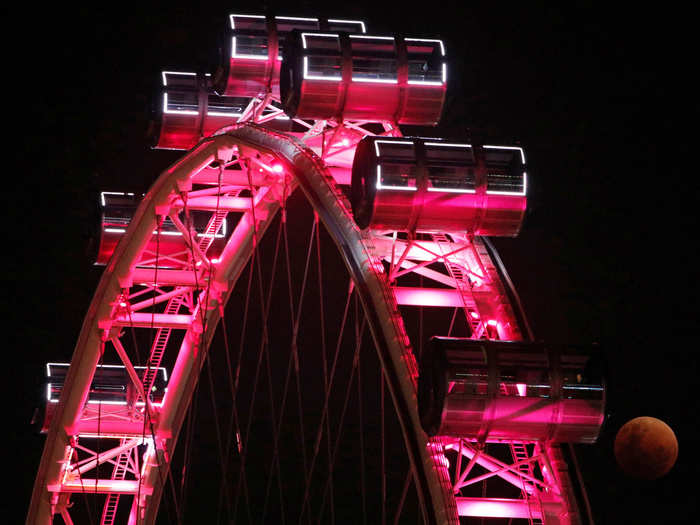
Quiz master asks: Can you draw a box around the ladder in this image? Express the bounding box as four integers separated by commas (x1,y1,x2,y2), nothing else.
431,233,484,337
100,441,132,525
510,441,543,525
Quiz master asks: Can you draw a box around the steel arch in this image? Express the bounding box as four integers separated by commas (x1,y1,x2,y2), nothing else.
28,124,455,524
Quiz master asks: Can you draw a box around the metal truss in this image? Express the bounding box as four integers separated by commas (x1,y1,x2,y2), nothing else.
31,108,584,525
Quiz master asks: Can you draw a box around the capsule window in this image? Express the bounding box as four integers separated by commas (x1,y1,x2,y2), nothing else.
350,36,398,82
425,143,476,193
375,140,418,190
484,146,526,195
302,33,343,80
165,91,198,114
162,71,197,88
233,34,269,58
405,39,445,84
207,94,247,116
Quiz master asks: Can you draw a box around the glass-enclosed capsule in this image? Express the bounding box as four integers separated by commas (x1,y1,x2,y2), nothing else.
351,136,527,235
94,192,228,265
41,363,168,433
280,32,446,125
215,15,367,98
418,338,606,443
151,70,290,150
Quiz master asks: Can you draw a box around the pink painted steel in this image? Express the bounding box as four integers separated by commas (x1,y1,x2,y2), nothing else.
455,497,542,519
439,395,604,443
280,33,446,125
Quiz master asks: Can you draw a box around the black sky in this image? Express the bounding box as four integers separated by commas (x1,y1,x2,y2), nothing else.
8,2,697,523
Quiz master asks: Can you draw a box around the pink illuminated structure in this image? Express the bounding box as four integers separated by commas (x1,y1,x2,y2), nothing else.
152,70,290,150
418,338,605,443
95,191,229,265
29,11,598,525
281,32,446,125
351,136,527,234
215,15,367,98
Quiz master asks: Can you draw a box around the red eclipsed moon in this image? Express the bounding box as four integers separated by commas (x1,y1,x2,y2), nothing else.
614,416,678,480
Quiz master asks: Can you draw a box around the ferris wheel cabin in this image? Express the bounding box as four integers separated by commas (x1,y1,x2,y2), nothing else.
40,363,168,434
151,70,290,150
351,136,527,234
215,15,367,98
281,32,446,124
418,338,606,443
94,191,229,266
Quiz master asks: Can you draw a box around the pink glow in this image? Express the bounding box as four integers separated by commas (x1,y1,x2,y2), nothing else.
394,287,463,307
272,163,284,173
516,383,527,396
469,311,480,319
487,319,498,327
456,498,540,519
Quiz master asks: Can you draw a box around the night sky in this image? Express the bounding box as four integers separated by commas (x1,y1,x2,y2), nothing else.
9,2,697,523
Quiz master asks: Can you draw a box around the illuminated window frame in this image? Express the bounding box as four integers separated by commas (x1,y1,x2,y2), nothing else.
374,140,418,191
349,34,399,84
405,38,447,86
229,13,265,29
327,18,367,33
46,363,169,406
483,145,527,196
423,142,476,194
301,33,343,81
100,192,228,238
100,191,135,207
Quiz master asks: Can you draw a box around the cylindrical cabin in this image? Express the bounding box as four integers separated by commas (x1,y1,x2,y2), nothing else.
418,337,606,443
215,15,367,98
281,32,446,125
94,192,228,265
41,362,168,433
151,70,290,150
351,136,527,235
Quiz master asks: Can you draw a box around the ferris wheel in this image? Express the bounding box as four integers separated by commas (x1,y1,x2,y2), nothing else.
28,13,605,525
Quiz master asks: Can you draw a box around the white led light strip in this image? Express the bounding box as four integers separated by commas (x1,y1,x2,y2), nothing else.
301,32,340,48
350,34,395,41
353,77,398,84
229,13,265,29
276,16,318,22
424,142,472,148
161,71,196,87
374,139,415,157
100,192,135,207
327,19,366,33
